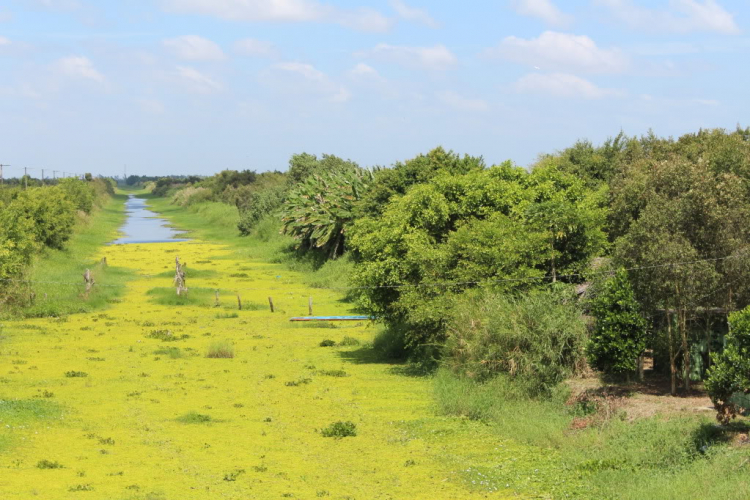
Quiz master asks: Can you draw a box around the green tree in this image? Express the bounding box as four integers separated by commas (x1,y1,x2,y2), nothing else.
706,307,750,424
350,162,607,361
13,188,76,250
587,269,647,378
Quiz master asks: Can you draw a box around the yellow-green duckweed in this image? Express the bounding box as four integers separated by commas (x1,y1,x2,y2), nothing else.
0,240,550,499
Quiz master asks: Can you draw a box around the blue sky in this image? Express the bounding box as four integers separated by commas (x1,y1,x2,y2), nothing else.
0,0,748,177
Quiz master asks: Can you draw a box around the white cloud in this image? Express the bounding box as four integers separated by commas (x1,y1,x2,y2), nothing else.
514,72,622,99
0,36,10,46
595,0,739,34
55,56,105,83
486,31,628,74
511,0,572,27
164,35,226,61
162,0,392,32
359,43,457,71
268,62,350,102
234,38,278,58
175,65,223,93
435,90,488,112
390,0,439,28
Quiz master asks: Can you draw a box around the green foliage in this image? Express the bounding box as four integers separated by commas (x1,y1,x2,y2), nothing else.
443,287,587,396
237,180,286,235
58,178,95,213
12,187,76,249
320,421,357,438
281,167,373,259
287,153,358,184
350,162,606,359
176,412,212,424
706,307,750,424
356,146,485,218
587,269,647,376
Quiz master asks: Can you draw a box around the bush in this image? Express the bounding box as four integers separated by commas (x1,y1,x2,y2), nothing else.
172,186,213,207
13,188,76,249
706,306,750,424
321,421,357,438
443,286,587,396
176,411,211,424
587,269,647,377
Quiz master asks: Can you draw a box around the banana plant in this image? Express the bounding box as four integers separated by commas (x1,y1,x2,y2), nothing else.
281,167,373,259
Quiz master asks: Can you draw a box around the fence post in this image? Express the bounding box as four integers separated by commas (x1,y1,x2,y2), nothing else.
309,297,313,316
237,295,242,311
268,297,275,313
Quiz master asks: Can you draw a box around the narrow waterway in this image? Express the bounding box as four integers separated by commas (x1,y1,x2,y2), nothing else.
110,195,189,244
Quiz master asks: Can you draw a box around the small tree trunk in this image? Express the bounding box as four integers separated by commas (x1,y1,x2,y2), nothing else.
680,308,690,392
637,353,645,382
667,311,677,396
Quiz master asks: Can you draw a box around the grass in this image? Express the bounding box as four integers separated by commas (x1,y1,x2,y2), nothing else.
146,287,218,307
5,193,134,319
433,369,750,498
206,340,234,358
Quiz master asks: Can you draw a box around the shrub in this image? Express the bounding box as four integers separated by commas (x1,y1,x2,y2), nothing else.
206,340,234,358
321,421,357,438
65,371,88,378
319,339,336,347
443,286,587,397
176,412,211,424
706,307,750,424
587,269,647,377
172,186,213,207
37,460,64,469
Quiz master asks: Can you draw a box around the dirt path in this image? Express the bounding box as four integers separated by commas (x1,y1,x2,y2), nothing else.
0,239,543,499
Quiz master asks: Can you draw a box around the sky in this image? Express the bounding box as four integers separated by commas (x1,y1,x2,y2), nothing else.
0,0,748,178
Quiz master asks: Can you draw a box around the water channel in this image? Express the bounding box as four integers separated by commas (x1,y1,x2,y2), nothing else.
110,195,189,245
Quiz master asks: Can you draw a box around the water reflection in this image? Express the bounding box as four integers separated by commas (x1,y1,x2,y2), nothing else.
110,195,189,245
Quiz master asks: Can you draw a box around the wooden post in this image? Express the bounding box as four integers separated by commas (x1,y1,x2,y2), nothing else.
214,290,220,308
237,295,242,311
83,269,95,296
308,297,313,316
268,297,275,313
174,256,187,296
101,257,108,267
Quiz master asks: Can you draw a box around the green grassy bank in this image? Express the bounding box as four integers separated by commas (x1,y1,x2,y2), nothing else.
7,192,133,318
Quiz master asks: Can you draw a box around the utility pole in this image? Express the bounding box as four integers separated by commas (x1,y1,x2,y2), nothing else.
53,170,57,181
41,169,45,185
0,164,7,186
24,167,28,189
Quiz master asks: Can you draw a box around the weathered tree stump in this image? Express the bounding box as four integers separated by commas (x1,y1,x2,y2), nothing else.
174,257,187,296
83,269,95,296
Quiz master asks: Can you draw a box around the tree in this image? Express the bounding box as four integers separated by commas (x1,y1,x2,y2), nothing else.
350,162,607,361
587,269,647,379
706,307,750,424
287,153,358,184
